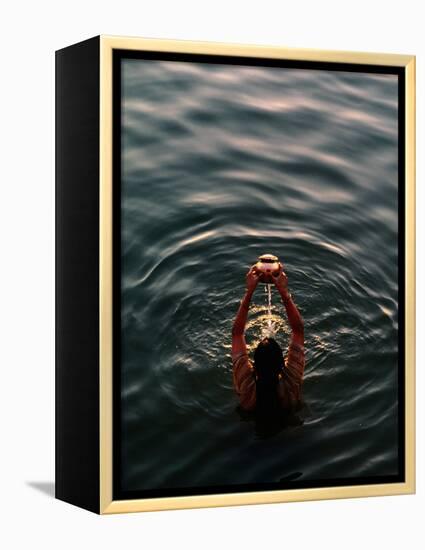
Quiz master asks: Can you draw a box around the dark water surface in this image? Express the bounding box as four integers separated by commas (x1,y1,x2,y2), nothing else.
120,58,399,492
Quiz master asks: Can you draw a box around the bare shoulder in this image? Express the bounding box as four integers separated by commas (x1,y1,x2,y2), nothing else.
288,340,305,355
284,338,305,382
232,351,256,408
232,350,254,374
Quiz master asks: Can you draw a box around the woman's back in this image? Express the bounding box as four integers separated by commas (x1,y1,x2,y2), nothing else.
232,338,305,412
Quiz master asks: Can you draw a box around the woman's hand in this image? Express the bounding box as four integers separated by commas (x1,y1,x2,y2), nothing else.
246,265,260,294
232,266,259,338
272,263,289,294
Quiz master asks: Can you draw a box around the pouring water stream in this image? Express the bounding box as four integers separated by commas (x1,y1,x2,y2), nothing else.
262,283,276,339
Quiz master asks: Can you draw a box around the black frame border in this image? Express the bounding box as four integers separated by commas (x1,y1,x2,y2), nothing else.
112,49,406,502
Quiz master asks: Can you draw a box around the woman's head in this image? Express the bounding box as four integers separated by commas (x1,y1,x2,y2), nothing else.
253,337,284,421
253,337,284,383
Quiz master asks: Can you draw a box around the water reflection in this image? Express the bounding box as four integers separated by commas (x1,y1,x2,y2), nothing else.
120,58,399,491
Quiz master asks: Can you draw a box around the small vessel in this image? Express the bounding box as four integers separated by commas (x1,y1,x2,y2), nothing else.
255,253,282,284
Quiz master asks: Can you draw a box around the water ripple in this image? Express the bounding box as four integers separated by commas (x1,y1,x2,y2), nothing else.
119,58,400,491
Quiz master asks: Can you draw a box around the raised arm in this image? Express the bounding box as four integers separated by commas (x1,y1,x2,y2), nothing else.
231,266,260,357
272,266,304,347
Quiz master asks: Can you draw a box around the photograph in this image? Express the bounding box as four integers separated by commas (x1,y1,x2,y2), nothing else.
1,0,421,544
114,51,405,499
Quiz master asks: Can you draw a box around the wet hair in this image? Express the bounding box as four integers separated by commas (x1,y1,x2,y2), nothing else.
253,337,284,418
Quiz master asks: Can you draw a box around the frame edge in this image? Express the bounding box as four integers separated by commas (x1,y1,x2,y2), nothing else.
98,36,416,514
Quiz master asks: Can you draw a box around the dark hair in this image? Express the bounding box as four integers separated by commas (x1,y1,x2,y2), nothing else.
253,337,284,417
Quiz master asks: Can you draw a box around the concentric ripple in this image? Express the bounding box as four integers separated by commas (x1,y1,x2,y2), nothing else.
120,59,399,491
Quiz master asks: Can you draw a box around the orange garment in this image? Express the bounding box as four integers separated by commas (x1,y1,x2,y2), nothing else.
232,341,305,411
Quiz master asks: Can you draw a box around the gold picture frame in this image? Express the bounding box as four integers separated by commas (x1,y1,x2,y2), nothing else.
56,35,415,514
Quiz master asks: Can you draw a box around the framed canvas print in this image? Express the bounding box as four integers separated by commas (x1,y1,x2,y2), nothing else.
55,35,415,514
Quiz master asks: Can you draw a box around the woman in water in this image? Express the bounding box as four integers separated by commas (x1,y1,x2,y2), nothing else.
231,264,305,416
